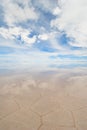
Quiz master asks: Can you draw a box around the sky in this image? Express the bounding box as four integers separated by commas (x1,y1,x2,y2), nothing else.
0,0,87,71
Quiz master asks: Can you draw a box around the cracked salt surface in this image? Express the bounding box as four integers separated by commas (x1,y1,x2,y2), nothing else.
0,68,87,130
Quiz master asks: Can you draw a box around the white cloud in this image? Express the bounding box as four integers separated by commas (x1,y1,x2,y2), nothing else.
34,0,57,13
51,0,87,48
21,34,36,45
1,0,38,26
0,27,37,45
53,7,61,16
38,34,49,41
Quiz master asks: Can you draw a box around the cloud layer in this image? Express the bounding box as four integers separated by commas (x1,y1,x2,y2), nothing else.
0,0,87,70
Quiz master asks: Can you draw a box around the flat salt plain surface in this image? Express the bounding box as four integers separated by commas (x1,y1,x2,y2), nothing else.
0,68,87,130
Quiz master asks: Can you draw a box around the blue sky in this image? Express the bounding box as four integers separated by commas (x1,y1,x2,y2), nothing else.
0,0,87,71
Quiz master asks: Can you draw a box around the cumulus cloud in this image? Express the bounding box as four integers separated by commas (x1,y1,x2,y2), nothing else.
0,27,36,45
1,0,38,26
51,0,87,48
33,0,57,13
0,0,69,50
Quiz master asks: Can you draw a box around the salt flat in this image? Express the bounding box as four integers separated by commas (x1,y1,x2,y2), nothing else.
0,68,87,130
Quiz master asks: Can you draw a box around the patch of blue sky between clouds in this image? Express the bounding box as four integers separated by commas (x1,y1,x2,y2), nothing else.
49,63,87,69
59,34,71,48
37,10,56,31
0,46,15,54
50,55,87,60
0,5,6,27
33,40,57,53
